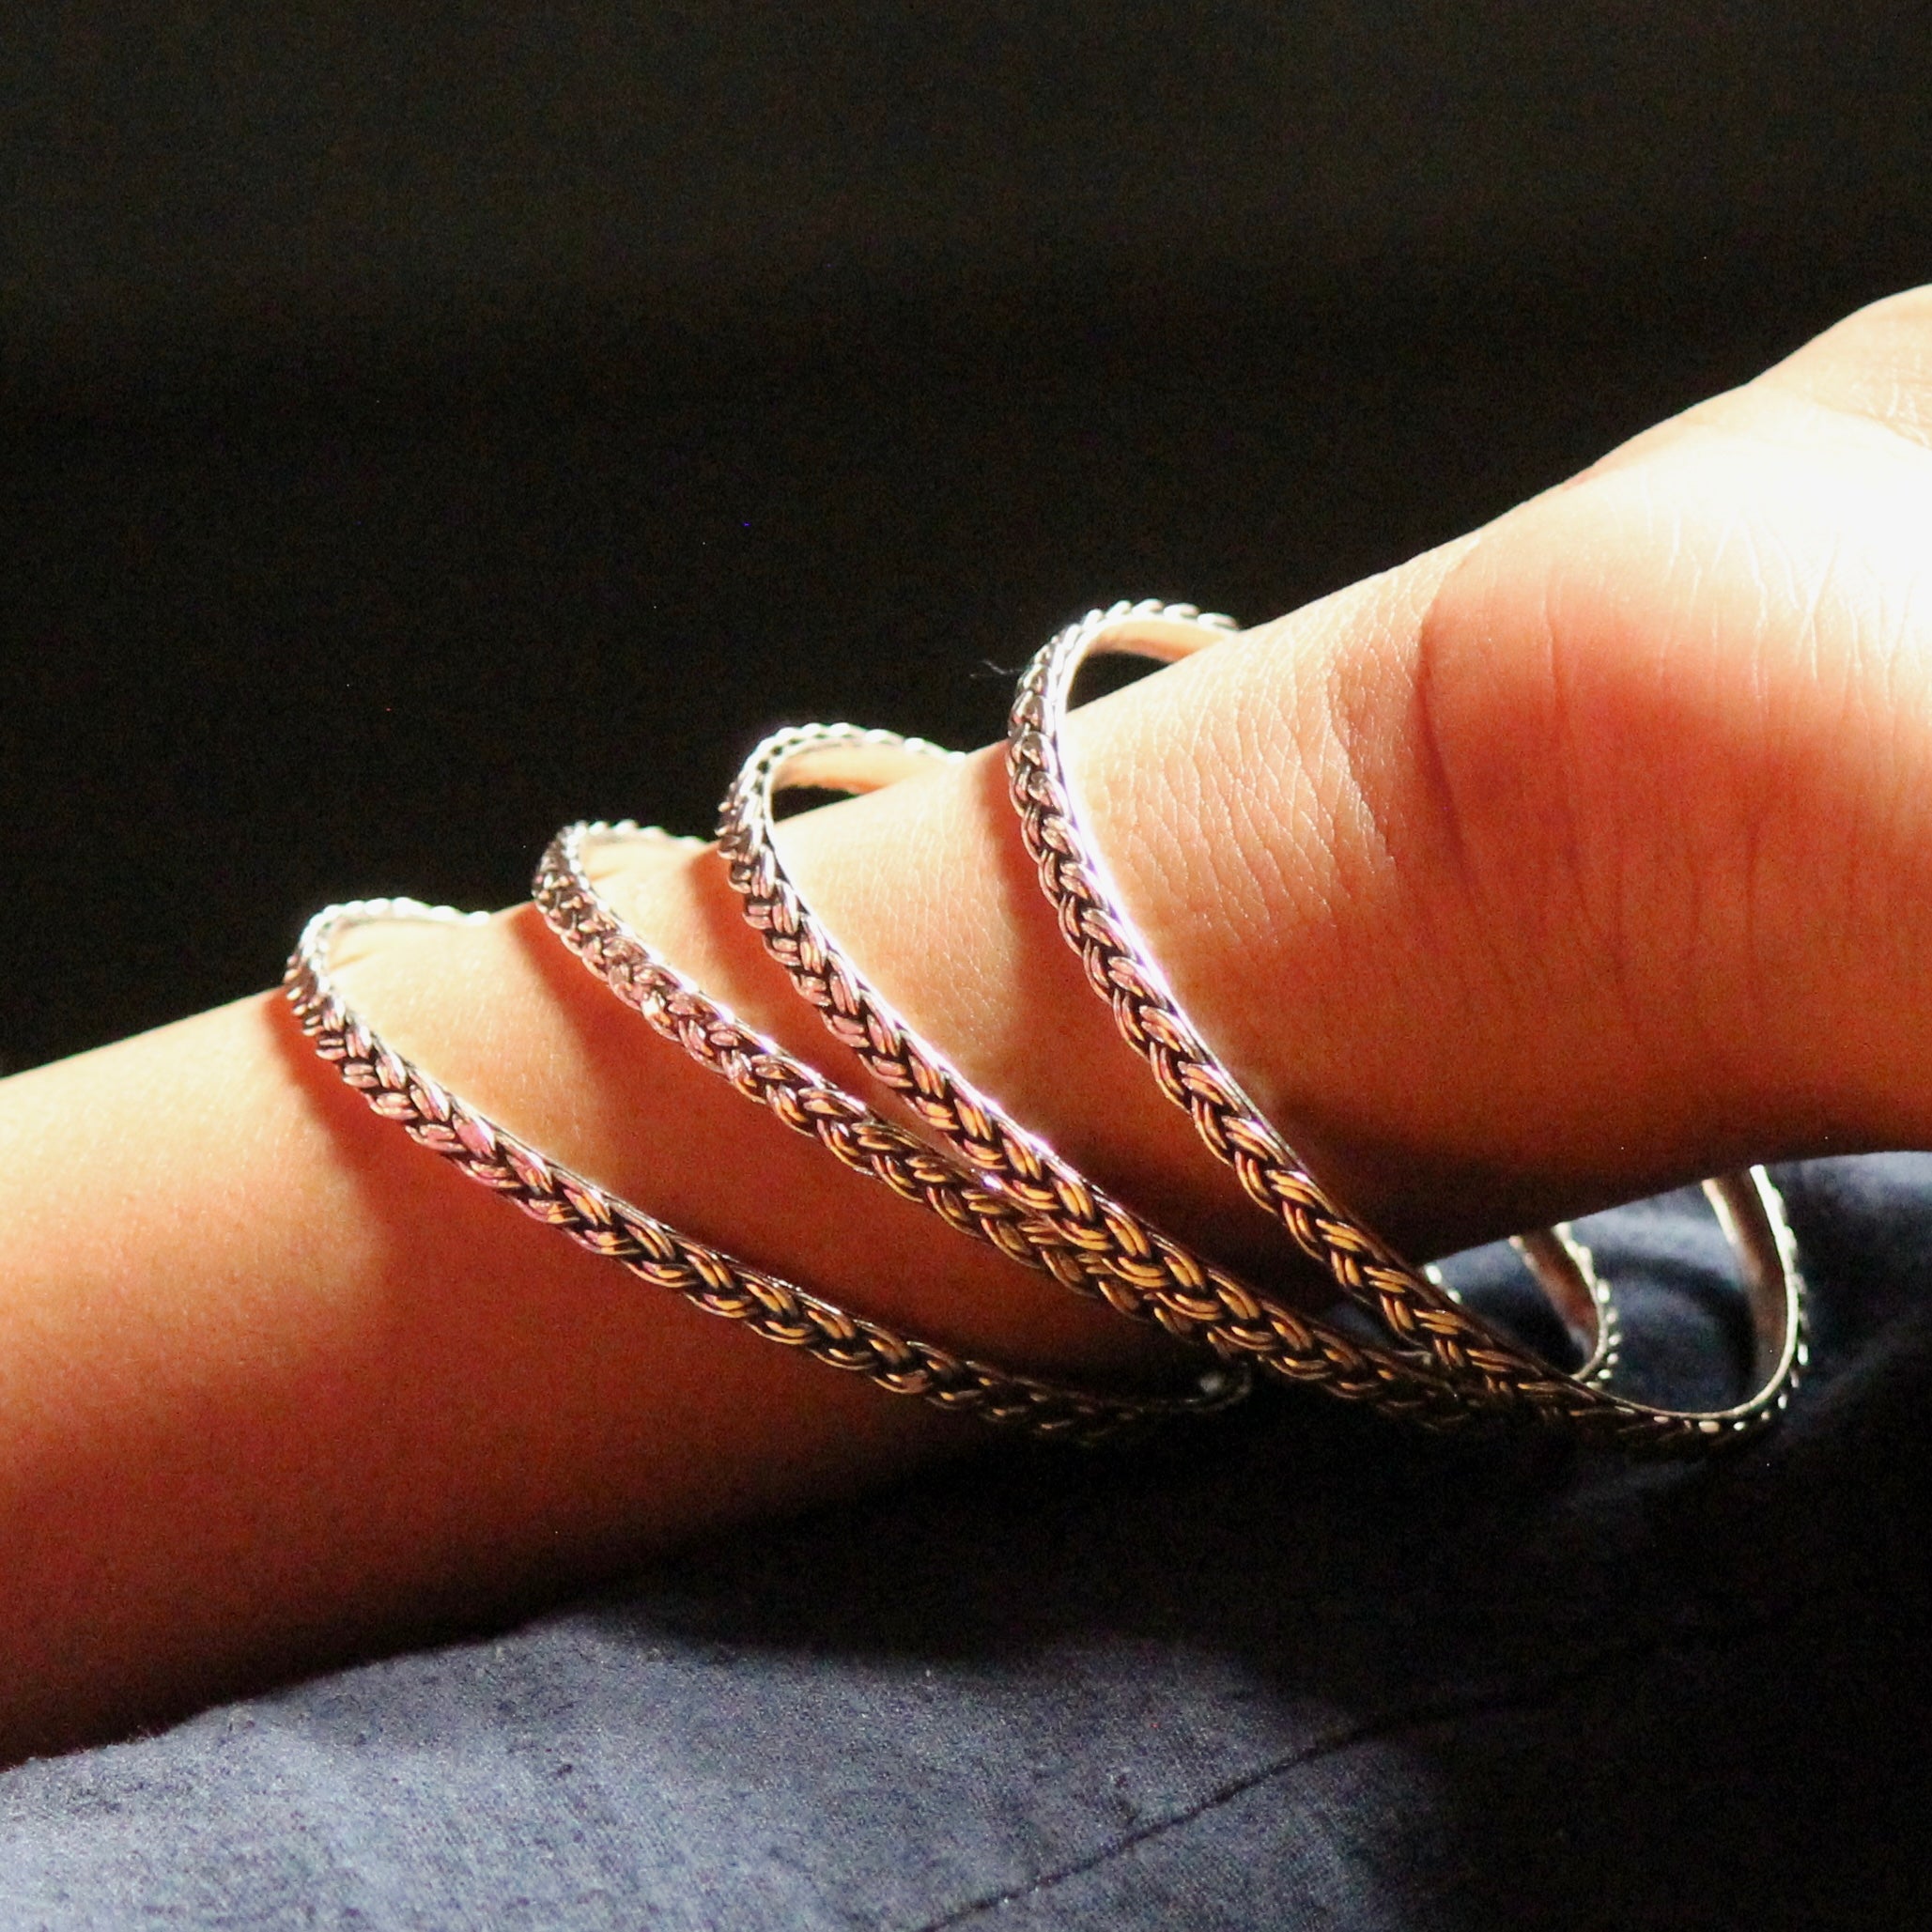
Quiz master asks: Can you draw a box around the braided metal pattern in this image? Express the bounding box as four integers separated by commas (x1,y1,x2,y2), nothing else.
1008,599,1809,1450
285,898,1222,1446
718,731,1506,1434
532,821,1248,1414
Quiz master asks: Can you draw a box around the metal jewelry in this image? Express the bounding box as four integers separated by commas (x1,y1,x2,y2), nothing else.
286,896,1237,1445
1008,599,1808,1449
532,819,1249,1415
719,729,1613,1434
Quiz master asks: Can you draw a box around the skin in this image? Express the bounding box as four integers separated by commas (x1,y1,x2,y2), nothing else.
6,287,1932,1760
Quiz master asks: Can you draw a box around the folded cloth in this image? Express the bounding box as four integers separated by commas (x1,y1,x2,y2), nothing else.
3,1157,1928,1932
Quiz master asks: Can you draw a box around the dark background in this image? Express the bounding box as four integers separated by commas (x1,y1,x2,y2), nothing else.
4,2,1931,1073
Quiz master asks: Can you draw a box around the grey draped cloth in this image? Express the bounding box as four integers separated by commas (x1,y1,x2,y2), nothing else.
4,1157,1927,1930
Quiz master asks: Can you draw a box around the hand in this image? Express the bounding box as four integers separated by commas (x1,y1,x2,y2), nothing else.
844,286,1932,1260
6,289,1932,1758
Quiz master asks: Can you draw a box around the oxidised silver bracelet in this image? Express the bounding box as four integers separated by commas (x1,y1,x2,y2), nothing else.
286,896,1244,1445
1008,599,1807,1450
531,819,1250,1417
718,726,1573,1435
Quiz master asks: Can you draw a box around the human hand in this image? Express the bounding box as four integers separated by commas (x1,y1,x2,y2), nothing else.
841,286,1932,1263
7,288,1931,1758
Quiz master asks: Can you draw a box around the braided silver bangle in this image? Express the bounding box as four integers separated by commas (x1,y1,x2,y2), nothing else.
718,730,1606,1435
285,897,1239,1445
1008,599,1808,1450
530,820,1249,1416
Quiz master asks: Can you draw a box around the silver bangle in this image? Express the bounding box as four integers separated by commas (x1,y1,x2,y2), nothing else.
285,897,1245,1445
719,729,1565,1434
1008,599,1808,1448
530,820,1249,1416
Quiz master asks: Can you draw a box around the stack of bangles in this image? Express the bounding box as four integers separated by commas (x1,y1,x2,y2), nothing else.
286,600,1808,1454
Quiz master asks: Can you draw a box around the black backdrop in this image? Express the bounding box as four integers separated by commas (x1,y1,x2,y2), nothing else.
4,2,1931,1073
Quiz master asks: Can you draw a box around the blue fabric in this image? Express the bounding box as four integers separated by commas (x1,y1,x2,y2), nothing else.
3,1158,1928,1929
